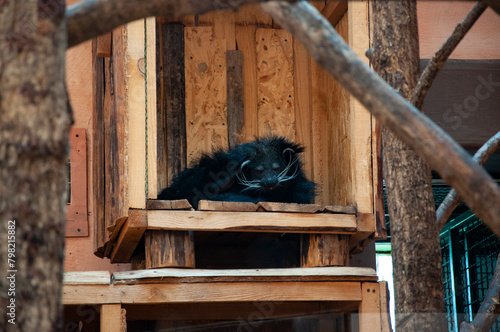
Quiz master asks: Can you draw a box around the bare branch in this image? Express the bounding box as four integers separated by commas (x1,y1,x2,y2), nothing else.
437,131,500,230
67,0,293,48
460,253,500,332
411,1,487,110
261,2,500,237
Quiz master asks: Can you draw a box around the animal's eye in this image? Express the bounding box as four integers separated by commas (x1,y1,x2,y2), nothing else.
272,162,281,172
255,166,264,174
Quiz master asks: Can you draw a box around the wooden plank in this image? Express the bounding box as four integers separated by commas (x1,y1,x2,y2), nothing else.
63,281,362,305
256,28,295,139
146,17,158,199
349,213,376,252
163,23,187,184
101,304,123,332
110,209,148,263
185,26,228,163
226,50,245,149
113,267,377,284
126,20,147,209
145,230,195,268
323,205,357,215
293,37,313,181
327,14,354,208
156,21,168,193
321,1,348,26
104,217,128,257
63,271,111,285
146,199,193,210
235,25,259,140
97,33,112,57
348,1,373,214
198,10,236,50
198,200,258,212
379,281,392,332
257,202,322,213
92,41,106,256
359,282,382,332
301,234,349,267
147,210,357,233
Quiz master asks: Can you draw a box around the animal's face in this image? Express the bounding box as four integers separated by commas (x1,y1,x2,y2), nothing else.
237,139,300,192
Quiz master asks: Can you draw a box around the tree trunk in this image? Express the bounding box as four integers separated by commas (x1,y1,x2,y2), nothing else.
371,1,447,330
0,1,70,331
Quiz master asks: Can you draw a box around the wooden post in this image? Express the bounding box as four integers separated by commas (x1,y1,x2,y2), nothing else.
100,304,124,332
145,230,195,268
300,234,349,267
359,282,382,332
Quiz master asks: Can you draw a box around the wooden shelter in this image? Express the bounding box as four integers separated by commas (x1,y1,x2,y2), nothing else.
63,1,393,330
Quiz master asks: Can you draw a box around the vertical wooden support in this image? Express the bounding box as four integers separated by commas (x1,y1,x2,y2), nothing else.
359,282,382,332
348,1,374,216
185,26,228,163
379,281,392,332
163,23,187,184
126,20,147,209
145,230,195,268
256,28,295,139
100,304,123,332
226,50,245,149
147,17,158,199
300,234,349,267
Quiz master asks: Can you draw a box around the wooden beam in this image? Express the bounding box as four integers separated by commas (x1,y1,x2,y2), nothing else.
147,210,357,233
63,271,111,285
100,304,123,332
146,17,158,199
63,281,362,305
112,266,378,284
110,209,148,263
359,282,382,332
97,33,112,57
321,1,348,26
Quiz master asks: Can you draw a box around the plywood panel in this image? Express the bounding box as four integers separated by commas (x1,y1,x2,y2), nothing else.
226,50,245,148
256,28,295,139
185,27,228,163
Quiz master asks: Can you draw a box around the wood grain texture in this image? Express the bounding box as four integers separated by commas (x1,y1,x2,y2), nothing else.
110,209,148,263
163,23,187,184
226,50,245,148
235,25,259,140
301,234,349,267
146,199,193,210
197,200,258,212
323,205,357,215
97,33,112,57
146,17,158,199
257,202,322,213
359,282,382,332
63,281,362,305
185,26,228,163
145,230,195,268
256,28,295,139
63,271,111,285
112,266,378,284
198,10,236,50
147,210,357,233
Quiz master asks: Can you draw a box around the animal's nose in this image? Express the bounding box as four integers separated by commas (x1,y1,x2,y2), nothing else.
262,177,278,188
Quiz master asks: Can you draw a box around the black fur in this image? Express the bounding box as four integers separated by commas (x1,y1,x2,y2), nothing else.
157,136,316,208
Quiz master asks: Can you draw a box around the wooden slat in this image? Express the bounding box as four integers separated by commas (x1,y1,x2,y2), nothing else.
293,38,314,181
146,17,158,199
146,199,193,210
113,267,378,284
321,1,348,26
125,20,147,209
198,10,236,50
101,304,123,332
97,33,112,57
147,210,357,233
145,230,195,268
359,282,382,332
379,281,393,332
226,50,245,149
235,25,259,141
63,271,111,285
323,205,357,215
257,202,322,213
198,200,258,212
185,26,228,163
63,281,362,305
256,28,295,139
348,1,373,214
163,23,187,184
110,209,148,263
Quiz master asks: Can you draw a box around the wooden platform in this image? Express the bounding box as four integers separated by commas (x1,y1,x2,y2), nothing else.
63,268,390,331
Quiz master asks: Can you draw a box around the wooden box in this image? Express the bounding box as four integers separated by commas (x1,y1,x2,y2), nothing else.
92,2,384,269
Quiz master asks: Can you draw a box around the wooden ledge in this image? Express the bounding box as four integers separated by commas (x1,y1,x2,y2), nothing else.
112,267,378,284
63,271,111,285
147,210,357,234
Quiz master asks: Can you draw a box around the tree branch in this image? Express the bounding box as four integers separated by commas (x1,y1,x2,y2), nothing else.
460,253,500,332
437,131,500,230
410,1,487,110
67,0,292,48
261,2,500,237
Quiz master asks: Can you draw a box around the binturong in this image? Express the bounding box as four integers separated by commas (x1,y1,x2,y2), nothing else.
158,136,316,209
